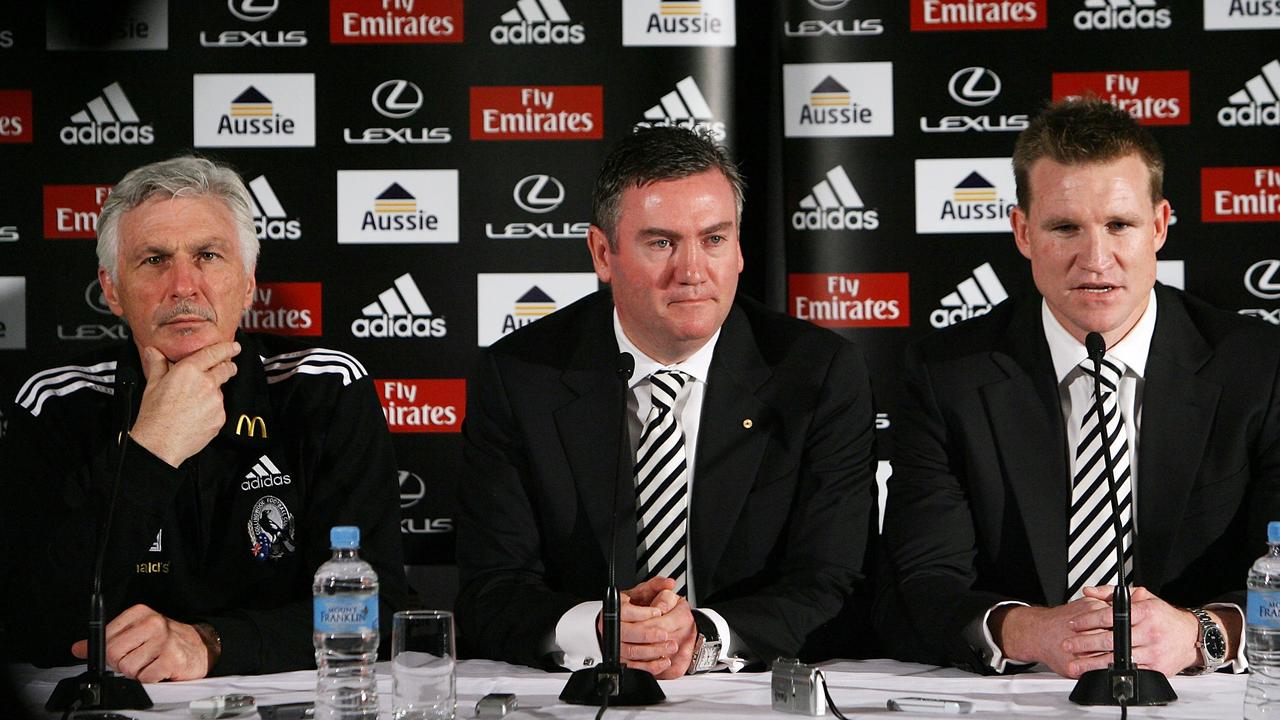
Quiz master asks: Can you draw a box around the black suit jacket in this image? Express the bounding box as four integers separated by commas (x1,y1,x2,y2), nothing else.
456,290,877,669
876,284,1280,673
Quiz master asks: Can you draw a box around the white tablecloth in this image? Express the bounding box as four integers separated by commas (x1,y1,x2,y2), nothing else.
8,659,1248,719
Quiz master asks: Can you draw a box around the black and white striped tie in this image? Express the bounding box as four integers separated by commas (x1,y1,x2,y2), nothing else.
635,369,689,596
1066,356,1135,601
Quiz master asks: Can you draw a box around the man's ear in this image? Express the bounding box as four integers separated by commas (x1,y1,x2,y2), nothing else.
588,225,613,284
97,267,126,318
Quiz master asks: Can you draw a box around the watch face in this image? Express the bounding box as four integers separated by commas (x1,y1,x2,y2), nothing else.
1206,627,1227,660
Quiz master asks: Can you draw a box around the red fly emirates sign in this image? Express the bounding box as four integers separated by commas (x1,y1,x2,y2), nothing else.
242,282,323,336
43,185,112,239
910,0,1046,31
0,90,33,144
330,0,463,44
1201,167,1280,223
788,273,910,328
1053,71,1190,126
470,85,603,141
376,379,465,433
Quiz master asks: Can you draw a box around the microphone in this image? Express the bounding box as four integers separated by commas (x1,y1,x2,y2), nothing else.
47,365,153,712
560,352,664,707
1071,333,1175,708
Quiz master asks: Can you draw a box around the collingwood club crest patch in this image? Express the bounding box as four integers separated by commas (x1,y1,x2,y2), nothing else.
248,495,297,561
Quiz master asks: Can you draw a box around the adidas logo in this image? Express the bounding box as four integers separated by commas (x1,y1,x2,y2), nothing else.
218,86,296,136
351,273,447,339
634,75,726,140
1074,0,1170,30
791,165,879,231
361,183,439,232
930,262,1008,328
1218,59,1280,127
242,454,292,492
248,175,301,240
491,0,585,44
60,82,154,146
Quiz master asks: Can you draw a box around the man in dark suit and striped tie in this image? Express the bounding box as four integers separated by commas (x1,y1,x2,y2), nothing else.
458,127,879,678
877,97,1280,679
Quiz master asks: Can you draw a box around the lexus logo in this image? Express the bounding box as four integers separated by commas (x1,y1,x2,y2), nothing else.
513,175,566,214
1246,260,1280,300
807,0,851,9
948,67,1001,108
227,0,278,22
399,470,426,508
372,80,424,119
85,279,112,315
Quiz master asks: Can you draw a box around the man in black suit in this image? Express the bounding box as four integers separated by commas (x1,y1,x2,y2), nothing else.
877,97,1280,678
458,127,877,677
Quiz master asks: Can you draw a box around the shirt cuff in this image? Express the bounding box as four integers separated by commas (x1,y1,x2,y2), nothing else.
962,600,1034,673
541,601,603,670
695,607,747,672
1205,602,1248,673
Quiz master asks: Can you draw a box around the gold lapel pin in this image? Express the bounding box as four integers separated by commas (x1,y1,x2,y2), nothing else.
742,418,753,429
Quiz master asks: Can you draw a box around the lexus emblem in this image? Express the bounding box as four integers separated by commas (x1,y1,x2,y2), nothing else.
807,0,851,9
514,175,566,214
372,80,424,120
227,0,278,22
85,279,112,315
1246,259,1280,300
948,67,1001,108
399,470,426,509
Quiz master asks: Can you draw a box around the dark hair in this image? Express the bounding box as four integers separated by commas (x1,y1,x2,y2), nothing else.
591,126,745,248
1013,96,1164,210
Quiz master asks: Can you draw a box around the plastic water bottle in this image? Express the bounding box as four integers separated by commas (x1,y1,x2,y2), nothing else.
314,526,380,720
1245,521,1280,718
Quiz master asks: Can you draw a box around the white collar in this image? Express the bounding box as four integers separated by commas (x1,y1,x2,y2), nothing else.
1043,288,1157,384
613,310,720,388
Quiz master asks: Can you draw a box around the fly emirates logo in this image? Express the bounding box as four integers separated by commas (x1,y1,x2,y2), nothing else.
330,0,463,44
789,273,910,328
376,379,464,433
470,85,602,140
911,0,1046,30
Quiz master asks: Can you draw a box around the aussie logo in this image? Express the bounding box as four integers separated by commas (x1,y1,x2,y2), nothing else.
1218,59,1280,127
491,0,585,44
1074,0,1171,30
193,74,316,147
46,0,168,50
476,272,597,345
914,158,1017,234
1205,0,1280,30
59,82,154,146
338,170,459,244
248,495,296,560
623,0,735,46
784,63,893,138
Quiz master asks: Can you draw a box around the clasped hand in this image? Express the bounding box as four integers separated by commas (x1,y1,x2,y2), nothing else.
597,576,699,679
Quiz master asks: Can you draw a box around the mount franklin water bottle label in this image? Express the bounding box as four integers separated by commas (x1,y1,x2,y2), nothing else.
1249,590,1280,629
314,595,379,633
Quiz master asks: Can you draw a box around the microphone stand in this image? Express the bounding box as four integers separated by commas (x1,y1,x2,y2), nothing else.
560,353,665,707
1070,334,1175,708
47,370,153,712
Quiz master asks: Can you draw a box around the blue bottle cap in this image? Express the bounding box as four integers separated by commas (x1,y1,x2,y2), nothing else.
1270,521,1280,544
330,526,360,549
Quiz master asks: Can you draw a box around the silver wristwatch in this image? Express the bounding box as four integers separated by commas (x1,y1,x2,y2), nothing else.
1187,608,1227,675
686,611,722,675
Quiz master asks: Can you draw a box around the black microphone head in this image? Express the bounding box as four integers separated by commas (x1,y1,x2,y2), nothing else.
1084,332,1106,362
616,352,635,382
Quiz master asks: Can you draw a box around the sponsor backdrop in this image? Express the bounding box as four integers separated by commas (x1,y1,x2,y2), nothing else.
1,2,1277,596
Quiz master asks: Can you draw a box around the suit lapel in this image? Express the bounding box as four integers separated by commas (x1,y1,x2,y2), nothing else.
1135,287,1218,589
690,306,771,595
981,298,1071,605
552,296,638,586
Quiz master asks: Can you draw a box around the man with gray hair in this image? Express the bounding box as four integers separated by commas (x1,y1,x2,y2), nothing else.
0,156,409,680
